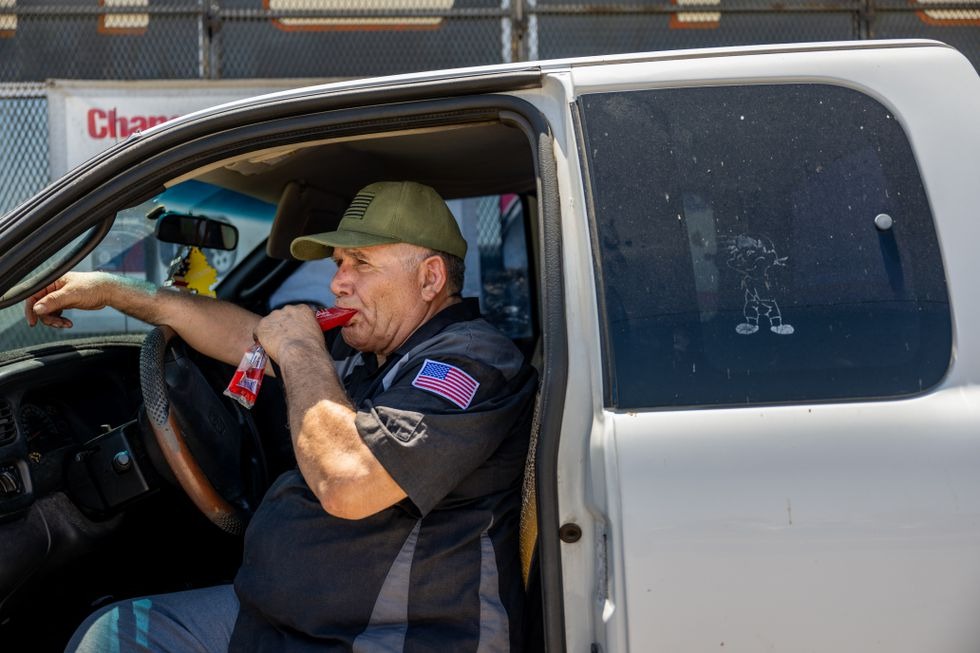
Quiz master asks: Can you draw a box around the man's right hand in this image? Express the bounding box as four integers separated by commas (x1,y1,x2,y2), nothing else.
24,270,263,369
25,271,114,329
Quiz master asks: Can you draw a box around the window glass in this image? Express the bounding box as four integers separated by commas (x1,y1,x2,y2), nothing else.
0,188,533,355
0,182,275,352
452,194,532,341
581,84,951,408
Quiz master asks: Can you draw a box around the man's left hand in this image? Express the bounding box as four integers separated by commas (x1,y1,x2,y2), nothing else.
255,304,326,364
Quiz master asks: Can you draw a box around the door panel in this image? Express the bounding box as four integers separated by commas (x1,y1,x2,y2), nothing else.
611,396,980,651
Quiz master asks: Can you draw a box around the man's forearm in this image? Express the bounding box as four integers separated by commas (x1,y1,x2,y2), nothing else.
107,275,260,366
275,339,406,519
277,340,357,468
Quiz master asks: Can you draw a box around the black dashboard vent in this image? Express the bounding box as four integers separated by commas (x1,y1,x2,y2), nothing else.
0,400,14,445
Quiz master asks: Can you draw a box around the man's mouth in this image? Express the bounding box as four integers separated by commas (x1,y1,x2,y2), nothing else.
315,306,358,331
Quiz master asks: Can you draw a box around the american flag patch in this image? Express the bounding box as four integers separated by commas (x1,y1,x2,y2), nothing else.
412,359,480,409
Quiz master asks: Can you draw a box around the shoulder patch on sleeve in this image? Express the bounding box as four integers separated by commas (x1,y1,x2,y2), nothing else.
411,358,480,409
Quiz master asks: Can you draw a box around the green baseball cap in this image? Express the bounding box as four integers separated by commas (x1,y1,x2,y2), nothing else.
290,181,467,261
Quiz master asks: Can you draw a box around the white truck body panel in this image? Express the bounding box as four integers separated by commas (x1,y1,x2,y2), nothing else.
557,42,980,652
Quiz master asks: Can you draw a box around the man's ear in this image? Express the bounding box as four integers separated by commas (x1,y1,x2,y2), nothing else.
418,254,448,301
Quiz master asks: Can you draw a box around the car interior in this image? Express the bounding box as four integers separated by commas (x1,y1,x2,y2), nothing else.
0,109,555,651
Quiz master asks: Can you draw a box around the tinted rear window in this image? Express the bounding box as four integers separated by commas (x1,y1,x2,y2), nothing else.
580,84,951,409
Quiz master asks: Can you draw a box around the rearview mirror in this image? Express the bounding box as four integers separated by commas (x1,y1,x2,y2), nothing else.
154,212,238,251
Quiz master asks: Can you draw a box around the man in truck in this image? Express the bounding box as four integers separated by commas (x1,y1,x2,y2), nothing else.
27,181,537,653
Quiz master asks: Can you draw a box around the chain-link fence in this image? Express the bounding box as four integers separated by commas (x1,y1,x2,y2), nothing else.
0,1,977,212
0,83,47,215
1,1,976,80
528,0,980,63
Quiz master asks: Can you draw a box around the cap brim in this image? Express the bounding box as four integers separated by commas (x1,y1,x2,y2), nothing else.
290,229,400,260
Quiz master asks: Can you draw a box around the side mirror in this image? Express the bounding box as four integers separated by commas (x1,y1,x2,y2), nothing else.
153,211,238,251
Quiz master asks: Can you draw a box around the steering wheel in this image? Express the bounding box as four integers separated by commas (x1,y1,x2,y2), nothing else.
139,326,264,535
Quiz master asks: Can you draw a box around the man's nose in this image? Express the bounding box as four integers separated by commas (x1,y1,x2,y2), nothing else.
330,266,350,296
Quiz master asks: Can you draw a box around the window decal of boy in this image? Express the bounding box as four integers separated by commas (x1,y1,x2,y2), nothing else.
724,233,794,335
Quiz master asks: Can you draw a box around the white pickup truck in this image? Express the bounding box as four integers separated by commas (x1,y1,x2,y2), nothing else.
0,39,978,652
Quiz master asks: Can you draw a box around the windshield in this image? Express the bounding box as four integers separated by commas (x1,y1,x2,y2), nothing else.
0,185,533,355
0,183,274,352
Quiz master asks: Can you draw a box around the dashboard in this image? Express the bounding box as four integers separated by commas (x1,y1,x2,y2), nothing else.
0,337,248,651
0,339,151,610
0,340,145,517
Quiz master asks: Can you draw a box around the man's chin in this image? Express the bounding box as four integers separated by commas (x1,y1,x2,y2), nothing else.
340,329,366,352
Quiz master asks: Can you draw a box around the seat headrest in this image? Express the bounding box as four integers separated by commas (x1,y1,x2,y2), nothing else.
266,181,349,259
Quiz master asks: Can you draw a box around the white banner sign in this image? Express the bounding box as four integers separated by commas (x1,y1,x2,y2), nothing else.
47,80,319,177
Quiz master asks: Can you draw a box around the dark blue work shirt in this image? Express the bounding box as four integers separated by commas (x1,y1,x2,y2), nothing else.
230,300,536,652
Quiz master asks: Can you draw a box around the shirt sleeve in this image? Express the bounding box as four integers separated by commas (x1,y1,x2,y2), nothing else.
356,354,534,517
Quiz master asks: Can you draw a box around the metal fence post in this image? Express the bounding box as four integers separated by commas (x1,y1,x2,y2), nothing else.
511,0,528,62
203,0,221,80
857,0,874,38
